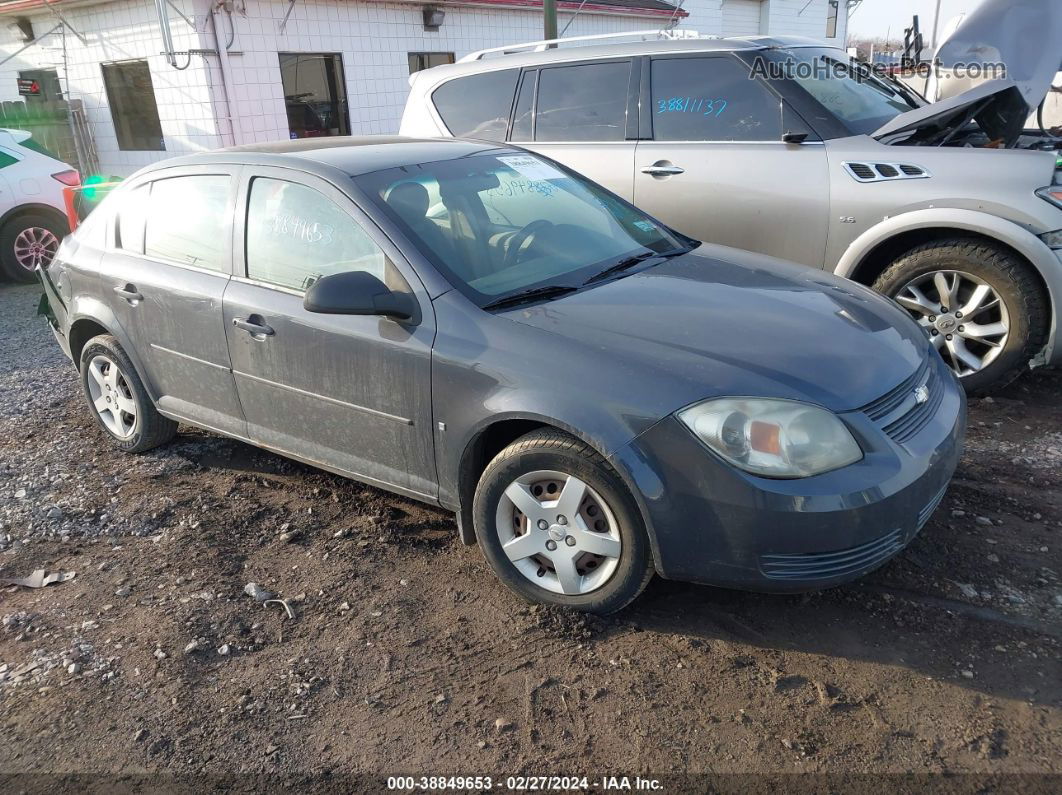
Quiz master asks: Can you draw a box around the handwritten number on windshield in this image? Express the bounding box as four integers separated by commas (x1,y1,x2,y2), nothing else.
657,97,728,117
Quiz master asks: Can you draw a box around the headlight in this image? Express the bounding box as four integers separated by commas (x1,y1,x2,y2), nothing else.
1040,229,1062,250
678,398,863,478
1037,186,1062,209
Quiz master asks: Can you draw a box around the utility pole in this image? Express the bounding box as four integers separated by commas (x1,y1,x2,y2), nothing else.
930,0,942,51
544,0,558,40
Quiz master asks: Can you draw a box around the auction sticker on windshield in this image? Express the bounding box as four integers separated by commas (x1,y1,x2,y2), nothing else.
498,155,566,182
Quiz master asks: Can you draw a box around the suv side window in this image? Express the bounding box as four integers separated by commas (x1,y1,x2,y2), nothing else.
144,175,230,271
245,177,387,292
650,57,782,142
534,61,630,142
432,69,518,141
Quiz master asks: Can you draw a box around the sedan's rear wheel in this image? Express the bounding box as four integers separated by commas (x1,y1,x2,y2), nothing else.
874,238,1049,395
79,335,178,453
474,429,652,613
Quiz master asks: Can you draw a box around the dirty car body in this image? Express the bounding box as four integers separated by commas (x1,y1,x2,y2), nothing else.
40,137,966,611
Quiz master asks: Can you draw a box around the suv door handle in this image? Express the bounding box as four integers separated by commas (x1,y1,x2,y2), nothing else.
232,316,274,338
113,284,142,303
640,163,685,177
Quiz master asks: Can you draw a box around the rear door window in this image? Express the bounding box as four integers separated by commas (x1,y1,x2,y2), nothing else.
534,61,631,142
650,57,782,142
143,175,231,272
432,69,519,141
116,184,149,253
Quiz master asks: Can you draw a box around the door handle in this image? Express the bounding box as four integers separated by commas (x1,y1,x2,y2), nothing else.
640,163,685,177
113,284,142,303
232,316,274,338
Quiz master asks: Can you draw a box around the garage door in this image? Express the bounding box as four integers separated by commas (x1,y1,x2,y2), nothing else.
721,0,762,36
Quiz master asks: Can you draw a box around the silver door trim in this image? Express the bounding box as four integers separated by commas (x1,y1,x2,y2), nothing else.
636,140,826,146
149,343,230,371
232,369,414,426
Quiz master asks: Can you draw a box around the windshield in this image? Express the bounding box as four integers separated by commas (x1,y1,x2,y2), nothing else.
355,153,691,306
764,48,918,136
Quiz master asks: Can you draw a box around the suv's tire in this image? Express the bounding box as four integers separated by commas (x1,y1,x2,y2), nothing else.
79,335,177,453
0,213,66,283
473,429,652,614
873,238,1049,395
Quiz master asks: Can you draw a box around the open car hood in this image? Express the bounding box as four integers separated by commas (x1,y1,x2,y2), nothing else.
935,0,1061,112
871,79,1029,145
874,0,1062,146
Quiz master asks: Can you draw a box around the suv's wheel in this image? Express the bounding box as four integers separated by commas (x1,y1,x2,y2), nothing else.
473,429,652,614
874,238,1049,395
79,335,178,453
0,213,65,283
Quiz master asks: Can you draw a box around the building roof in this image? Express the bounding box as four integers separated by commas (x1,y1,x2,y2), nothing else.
0,0,686,17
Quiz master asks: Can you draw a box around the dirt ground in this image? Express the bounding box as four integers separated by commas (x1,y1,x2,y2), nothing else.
0,282,1060,789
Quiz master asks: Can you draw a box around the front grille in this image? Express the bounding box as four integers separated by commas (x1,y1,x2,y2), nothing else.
760,529,904,581
859,357,944,445
918,484,948,530
860,358,931,421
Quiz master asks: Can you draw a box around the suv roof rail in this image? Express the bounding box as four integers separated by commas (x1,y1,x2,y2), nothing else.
458,28,713,62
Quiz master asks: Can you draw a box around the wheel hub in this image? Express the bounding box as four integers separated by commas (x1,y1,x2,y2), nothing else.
934,314,958,334
495,470,622,596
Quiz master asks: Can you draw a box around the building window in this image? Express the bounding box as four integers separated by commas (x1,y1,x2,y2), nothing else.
826,0,839,38
408,52,455,74
101,60,164,151
279,53,351,139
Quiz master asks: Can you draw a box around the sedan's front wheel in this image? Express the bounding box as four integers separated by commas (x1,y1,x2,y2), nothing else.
473,429,652,614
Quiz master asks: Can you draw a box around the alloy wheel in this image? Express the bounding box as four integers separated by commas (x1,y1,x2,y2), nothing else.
86,355,138,439
892,270,1010,377
13,226,59,272
494,469,622,596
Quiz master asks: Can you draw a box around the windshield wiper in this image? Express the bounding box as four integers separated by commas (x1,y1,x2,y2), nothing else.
583,249,685,286
481,284,580,311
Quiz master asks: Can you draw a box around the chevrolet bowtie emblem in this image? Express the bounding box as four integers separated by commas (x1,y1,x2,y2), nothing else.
914,384,930,404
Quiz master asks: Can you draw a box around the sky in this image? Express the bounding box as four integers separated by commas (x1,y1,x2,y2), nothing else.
847,0,985,44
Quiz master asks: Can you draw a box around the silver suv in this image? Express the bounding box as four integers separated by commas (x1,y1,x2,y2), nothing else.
400,3,1062,394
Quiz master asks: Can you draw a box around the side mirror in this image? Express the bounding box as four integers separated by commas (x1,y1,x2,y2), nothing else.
303,271,416,321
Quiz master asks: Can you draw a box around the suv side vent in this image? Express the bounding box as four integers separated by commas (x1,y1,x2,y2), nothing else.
844,162,931,183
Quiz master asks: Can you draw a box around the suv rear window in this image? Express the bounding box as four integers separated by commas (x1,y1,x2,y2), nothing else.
432,69,518,141
650,57,782,142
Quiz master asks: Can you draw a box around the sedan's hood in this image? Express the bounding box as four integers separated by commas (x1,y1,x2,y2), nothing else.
875,0,1062,146
504,247,928,413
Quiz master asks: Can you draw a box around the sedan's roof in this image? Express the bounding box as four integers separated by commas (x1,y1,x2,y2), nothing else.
140,136,509,177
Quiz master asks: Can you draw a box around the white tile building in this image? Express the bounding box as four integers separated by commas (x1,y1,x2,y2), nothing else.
0,0,847,176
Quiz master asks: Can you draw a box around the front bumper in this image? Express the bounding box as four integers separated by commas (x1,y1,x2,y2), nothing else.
611,355,966,593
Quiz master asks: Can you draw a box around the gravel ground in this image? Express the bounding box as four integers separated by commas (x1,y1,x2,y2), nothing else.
0,282,1060,789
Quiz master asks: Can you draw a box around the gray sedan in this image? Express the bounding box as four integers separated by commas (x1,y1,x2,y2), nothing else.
39,137,965,613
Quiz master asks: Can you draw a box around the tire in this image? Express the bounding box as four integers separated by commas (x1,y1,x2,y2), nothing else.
473,429,652,614
873,238,1049,396
0,213,66,283
79,335,178,453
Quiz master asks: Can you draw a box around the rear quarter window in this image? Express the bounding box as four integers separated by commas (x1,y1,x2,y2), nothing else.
431,69,518,141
